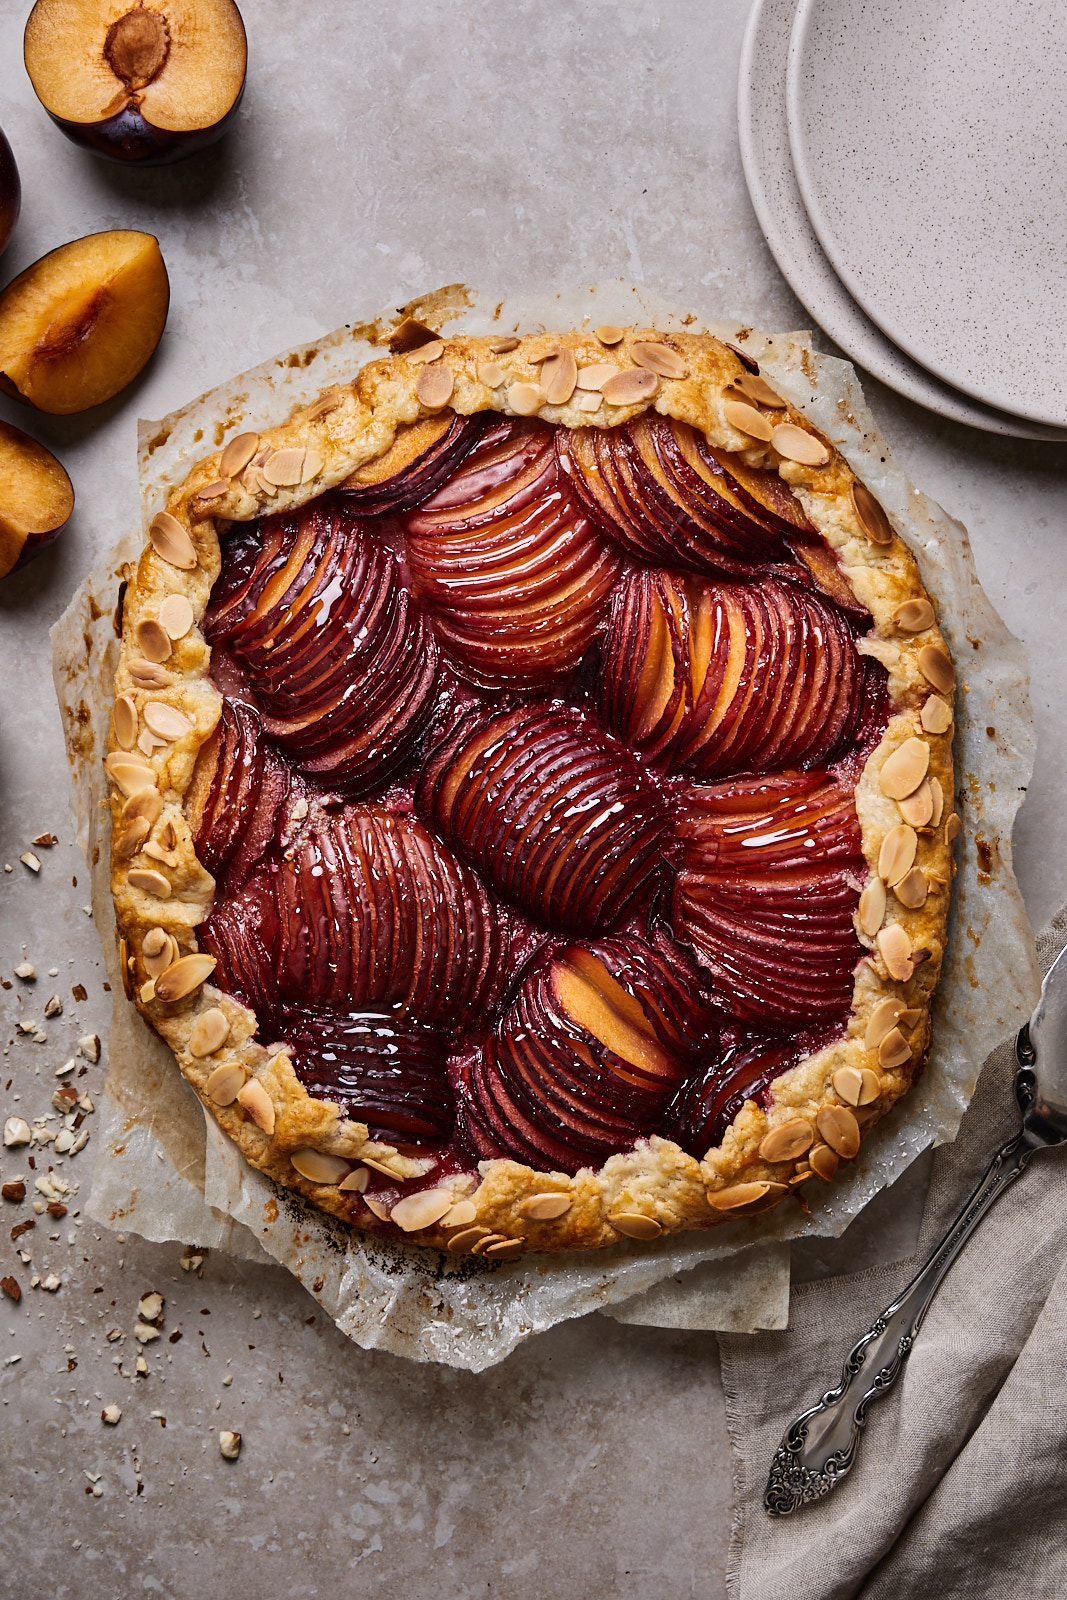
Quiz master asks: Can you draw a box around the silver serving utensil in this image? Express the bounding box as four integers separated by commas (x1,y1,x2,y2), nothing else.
764,941,1067,1516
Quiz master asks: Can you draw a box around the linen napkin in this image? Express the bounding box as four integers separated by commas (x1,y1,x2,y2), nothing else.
718,905,1067,1600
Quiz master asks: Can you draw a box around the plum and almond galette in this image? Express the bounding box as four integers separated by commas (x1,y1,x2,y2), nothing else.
107,322,958,1255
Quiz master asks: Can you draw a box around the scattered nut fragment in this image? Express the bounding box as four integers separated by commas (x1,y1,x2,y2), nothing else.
41,1274,61,1292
290,1148,350,1185
101,1404,122,1425
219,1431,242,1460
601,367,658,405
135,619,171,663
3,1117,32,1148
918,643,954,694
707,1180,788,1212
594,324,625,345
879,738,930,800
220,432,260,478
732,370,787,408
808,1143,838,1182
878,1027,912,1068
508,381,544,415
20,851,41,873
518,1192,572,1221
540,348,579,406
416,361,455,410
236,1079,275,1135
723,398,773,441
770,423,830,465
262,448,306,487
609,1211,663,1240
128,868,172,899
1,1181,26,1202
877,924,915,982
816,1103,861,1159
0,1276,21,1303
390,1188,454,1232
14,961,35,980
758,1119,814,1164
204,1063,246,1106
891,598,935,633
899,780,935,828
945,812,962,845
148,512,197,570
631,340,688,379
878,824,918,886
188,1007,230,1058
850,479,894,544
135,1320,160,1344
921,695,953,735
153,953,216,1001
857,876,887,937
113,696,139,750
894,867,929,909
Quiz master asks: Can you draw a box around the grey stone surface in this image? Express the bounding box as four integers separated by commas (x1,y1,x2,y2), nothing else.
1,1,1065,1594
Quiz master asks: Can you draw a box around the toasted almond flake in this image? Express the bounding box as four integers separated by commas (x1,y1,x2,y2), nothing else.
406,339,445,365
540,348,579,406
707,1181,773,1211
262,448,306,488
877,924,915,981
878,1027,912,1069
832,1065,864,1106
114,817,150,860
137,729,165,758
123,789,163,827
609,1211,663,1240
489,336,520,353
857,876,886,937
300,449,325,484
857,1067,883,1104
723,398,774,441
928,778,945,828
808,1143,838,1181
816,1103,860,1159
146,840,177,869
518,1192,572,1221
879,737,930,800
441,1199,478,1228
892,598,935,633
113,696,138,750
601,367,659,405
446,1226,492,1253
363,1196,391,1220
894,866,929,909
758,1119,814,1163
732,370,787,407
105,754,156,797
360,1156,406,1179
135,619,171,664
484,1237,523,1261
128,658,175,688
193,479,228,506
120,936,133,999
290,1148,350,1185
338,1167,369,1193
204,1063,246,1106
188,1007,230,1057
918,643,955,694
898,1006,923,1030
921,694,953,735
306,390,345,420
470,1233,507,1256
236,1078,275,1135
724,340,760,372
477,361,505,388
575,391,603,413
575,362,619,390
143,701,192,741
220,432,260,477
508,381,544,416
415,361,455,410
219,1431,241,1460
850,479,894,544
899,779,935,828
153,952,215,1001
770,423,830,465
128,868,172,898
866,998,905,1049
139,979,156,1002
391,1188,454,1232
148,512,197,570
632,340,688,379
878,823,918,886
945,812,961,845
594,324,625,345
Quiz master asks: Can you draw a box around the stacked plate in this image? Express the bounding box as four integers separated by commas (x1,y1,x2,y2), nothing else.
739,0,1067,440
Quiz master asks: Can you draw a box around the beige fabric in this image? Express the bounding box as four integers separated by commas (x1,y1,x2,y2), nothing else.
718,905,1067,1599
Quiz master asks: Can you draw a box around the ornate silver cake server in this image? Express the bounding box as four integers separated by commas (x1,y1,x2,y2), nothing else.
764,939,1067,1516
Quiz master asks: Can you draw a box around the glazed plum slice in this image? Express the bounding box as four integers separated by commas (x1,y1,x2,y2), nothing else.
281,1004,455,1145
340,412,484,515
599,568,863,778
186,699,291,889
417,703,670,934
199,873,280,1028
405,418,622,688
672,774,865,1023
268,804,511,1029
663,1033,803,1157
204,501,437,795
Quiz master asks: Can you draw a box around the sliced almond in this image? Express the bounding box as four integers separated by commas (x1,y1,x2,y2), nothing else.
188,1007,230,1058
128,658,175,688
945,812,961,845
391,1188,455,1232
140,978,157,1003
290,1148,350,1185
808,1143,838,1182
865,997,905,1050
609,1211,663,1240
507,381,544,415
707,1180,786,1212
469,1232,507,1256
488,335,520,353
205,1063,246,1106
138,729,166,758
363,1197,391,1220
159,597,194,642
262,448,306,487
153,953,216,1001
219,432,260,477
850,480,893,545
477,361,505,388
127,868,171,898
878,1028,911,1069
416,361,455,410
898,1007,923,1030
519,1192,572,1221
483,1237,523,1261
193,479,228,507
148,512,197,570
236,1078,275,1135
758,1118,814,1164
921,695,953,734
306,389,345,420
732,370,786,408
899,780,934,828
446,1226,492,1253
831,1065,864,1107
575,391,602,414
406,339,445,365
388,317,439,353
114,817,150,859
816,1104,860,1159
723,398,773,441
105,754,156,797
143,840,177,868
891,598,935,633
879,737,930,800
878,823,918,886
123,789,163,826
632,340,688,379
857,876,886,937
575,361,619,390
142,923,179,973
540,348,578,406
594,324,625,345
856,1067,883,1104
894,867,929,909
113,695,138,750
135,619,171,664
877,924,915,981
440,1199,478,1228
601,367,658,405
338,1167,369,1193
918,643,954,694
301,449,325,484
770,423,830,465
143,701,193,741
120,936,133,1000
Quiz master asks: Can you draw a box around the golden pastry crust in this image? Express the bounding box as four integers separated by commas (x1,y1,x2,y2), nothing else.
107,325,958,1255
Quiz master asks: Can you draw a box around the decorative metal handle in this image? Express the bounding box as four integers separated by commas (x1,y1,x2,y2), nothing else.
764,1128,1033,1516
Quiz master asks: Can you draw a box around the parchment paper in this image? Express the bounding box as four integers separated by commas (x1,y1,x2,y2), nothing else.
51,281,1038,1371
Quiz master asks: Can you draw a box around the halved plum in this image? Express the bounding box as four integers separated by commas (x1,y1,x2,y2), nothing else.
0,418,74,577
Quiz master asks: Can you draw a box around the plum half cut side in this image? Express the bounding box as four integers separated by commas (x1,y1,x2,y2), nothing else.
24,0,247,166
0,418,73,578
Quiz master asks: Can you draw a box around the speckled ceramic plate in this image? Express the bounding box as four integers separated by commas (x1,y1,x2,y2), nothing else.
738,0,1067,441
787,0,1067,430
